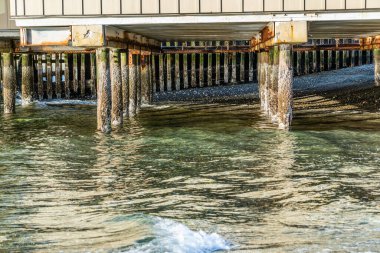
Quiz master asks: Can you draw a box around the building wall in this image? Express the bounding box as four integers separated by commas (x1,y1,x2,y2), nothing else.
9,0,380,17
0,0,16,29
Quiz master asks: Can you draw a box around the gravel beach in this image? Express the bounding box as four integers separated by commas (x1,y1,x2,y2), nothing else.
154,65,380,111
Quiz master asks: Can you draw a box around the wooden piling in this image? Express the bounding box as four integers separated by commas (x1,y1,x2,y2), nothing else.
90,53,96,98
240,53,245,82
175,42,180,91
73,53,79,96
129,53,137,116
269,46,279,122
216,53,221,85
80,54,86,97
375,49,380,86
110,49,123,127
55,54,62,99
64,53,70,99
3,53,16,114
278,44,293,130
37,54,43,100
159,54,164,92
121,51,129,117
183,53,189,89
21,54,33,105
207,53,212,86
46,54,53,99
96,48,112,133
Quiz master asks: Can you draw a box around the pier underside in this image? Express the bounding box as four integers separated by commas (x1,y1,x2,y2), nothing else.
2,11,380,132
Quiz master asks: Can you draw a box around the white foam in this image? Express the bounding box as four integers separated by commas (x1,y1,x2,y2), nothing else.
125,217,232,253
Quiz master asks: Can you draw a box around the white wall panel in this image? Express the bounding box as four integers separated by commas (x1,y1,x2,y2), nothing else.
244,0,264,12
180,0,199,13
201,0,221,13
142,0,159,14
161,0,178,13
45,0,62,15
122,0,141,14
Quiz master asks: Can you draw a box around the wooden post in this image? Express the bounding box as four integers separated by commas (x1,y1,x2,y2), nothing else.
3,53,16,114
110,49,123,127
121,51,129,117
96,48,112,133
159,54,164,92
73,53,79,96
21,54,33,105
90,53,96,98
64,53,70,99
207,53,212,86
183,53,189,89
37,54,43,100
129,53,137,116
240,52,245,82
278,44,293,130
375,49,380,86
46,54,53,99
269,46,279,122
55,54,62,99
175,42,180,90
80,53,86,97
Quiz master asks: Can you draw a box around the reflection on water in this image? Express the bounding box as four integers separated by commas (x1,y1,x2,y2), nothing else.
0,101,379,252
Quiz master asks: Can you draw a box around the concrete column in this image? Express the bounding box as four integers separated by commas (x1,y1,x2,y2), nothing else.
159,54,164,92
335,50,340,70
110,49,123,127
141,55,150,104
231,52,237,84
375,49,380,86
224,52,229,84
64,53,70,99
358,50,363,66
3,53,16,114
366,50,371,64
305,52,310,74
183,54,189,89
152,54,157,92
199,52,204,88
175,42,180,91
47,54,53,99
121,51,129,117
249,53,254,82
278,44,293,130
55,54,62,99
21,54,33,106
259,51,269,112
80,53,86,97
129,53,137,116
207,53,212,86
312,50,317,73
240,53,245,82
37,54,43,100
269,46,279,122
73,53,79,96
96,48,111,133
90,53,96,98
216,53,221,85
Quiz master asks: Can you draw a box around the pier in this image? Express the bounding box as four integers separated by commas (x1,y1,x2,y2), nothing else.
1,0,380,131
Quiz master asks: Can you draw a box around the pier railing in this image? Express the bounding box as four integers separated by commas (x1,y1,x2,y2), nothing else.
10,0,380,17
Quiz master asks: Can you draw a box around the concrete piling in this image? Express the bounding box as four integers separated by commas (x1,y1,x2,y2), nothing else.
305,51,310,74
159,54,164,92
80,54,86,97
166,44,172,91
73,53,79,96
320,50,325,72
207,53,212,86
328,50,333,70
183,53,189,89
296,51,302,75
136,54,142,110
312,50,317,73
224,51,229,84
249,53,254,82
129,53,137,116
96,48,112,133
21,54,33,105
141,55,150,104
269,46,279,122
216,53,221,85
277,44,293,130
121,51,129,117
152,54,157,92
191,41,196,88
375,48,380,86
110,49,123,127
358,50,363,66
3,53,16,114
90,53,96,98
55,54,62,99
199,51,204,87
231,52,237,84
175,42,180,91
240,53,245,82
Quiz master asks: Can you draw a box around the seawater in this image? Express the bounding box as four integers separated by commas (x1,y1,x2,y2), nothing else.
0,101,379,252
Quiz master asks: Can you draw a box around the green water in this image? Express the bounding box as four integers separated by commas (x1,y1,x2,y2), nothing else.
0,102,379,252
